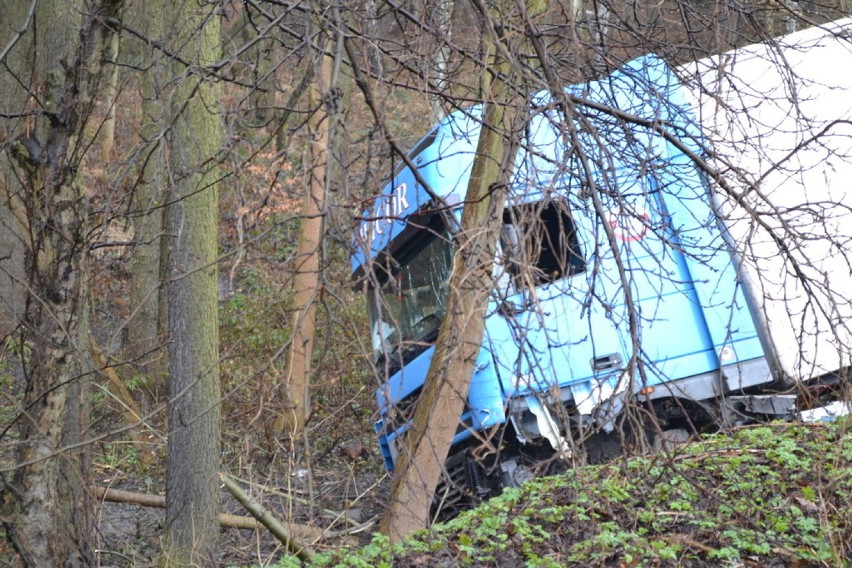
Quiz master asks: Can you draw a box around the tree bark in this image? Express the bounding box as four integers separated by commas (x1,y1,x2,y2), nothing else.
0,0,124,565
127,0,169,397
160,3,224,566
380,0,541,542
280,38,334,439
0,1,36,339
101,30,120,162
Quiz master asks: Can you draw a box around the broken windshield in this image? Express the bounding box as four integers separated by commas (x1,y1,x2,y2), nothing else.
369,226,454,369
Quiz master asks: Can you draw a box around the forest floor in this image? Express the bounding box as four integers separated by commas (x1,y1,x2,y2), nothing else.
92,459,387,567
88,374,389,567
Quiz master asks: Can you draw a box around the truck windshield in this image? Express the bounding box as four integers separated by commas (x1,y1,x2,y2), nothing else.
369,227,454,368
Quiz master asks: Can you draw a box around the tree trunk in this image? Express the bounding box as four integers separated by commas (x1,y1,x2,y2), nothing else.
0,2,37,339
127,0,169,398
160,3,224,566
364,0,384,78
380,0,540,542
101,30,120,162
0,1,124,565
280,41,334,439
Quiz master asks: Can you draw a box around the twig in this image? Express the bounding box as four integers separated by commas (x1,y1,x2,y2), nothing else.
660,533,715,554
228,473,345,522
0,0,36,66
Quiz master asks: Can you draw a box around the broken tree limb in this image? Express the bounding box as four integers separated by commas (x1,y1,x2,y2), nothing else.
215,475,381,536
219,473,314,562
89,335,157,466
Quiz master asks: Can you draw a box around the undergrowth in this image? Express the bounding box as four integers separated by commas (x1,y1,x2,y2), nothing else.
272,419,851,567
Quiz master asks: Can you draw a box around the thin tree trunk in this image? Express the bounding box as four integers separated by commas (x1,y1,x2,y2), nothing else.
380,0,541,542
364,0,384,77
160,3,223,565
280,42,334,439
429,0,453,122
0,1,36,339
127,0,168,398
101,30,120,162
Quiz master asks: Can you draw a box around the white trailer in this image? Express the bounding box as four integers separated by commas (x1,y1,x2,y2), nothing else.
680,19,852,394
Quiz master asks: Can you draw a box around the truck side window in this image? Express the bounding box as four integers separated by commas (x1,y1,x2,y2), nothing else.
501,199,584,287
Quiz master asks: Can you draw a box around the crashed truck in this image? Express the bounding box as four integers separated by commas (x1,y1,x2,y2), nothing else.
351,19,852,518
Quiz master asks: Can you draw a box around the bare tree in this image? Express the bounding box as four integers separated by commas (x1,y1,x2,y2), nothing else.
428,0,454,122
101,30,120,162
280,20,336,441
127,0,169,397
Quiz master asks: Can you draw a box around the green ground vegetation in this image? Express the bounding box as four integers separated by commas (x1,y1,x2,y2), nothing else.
276,419,852,567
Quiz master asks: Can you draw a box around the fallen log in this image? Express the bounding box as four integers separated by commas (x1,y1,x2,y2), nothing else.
94,486,322,539
94,486,259,530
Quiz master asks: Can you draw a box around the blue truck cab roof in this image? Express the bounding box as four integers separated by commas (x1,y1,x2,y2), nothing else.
350,53,706,276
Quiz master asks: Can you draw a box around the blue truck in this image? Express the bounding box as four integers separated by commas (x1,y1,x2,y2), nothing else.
351,19,852,518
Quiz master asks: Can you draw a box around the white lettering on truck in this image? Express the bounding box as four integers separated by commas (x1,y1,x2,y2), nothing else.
359,183,411,248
